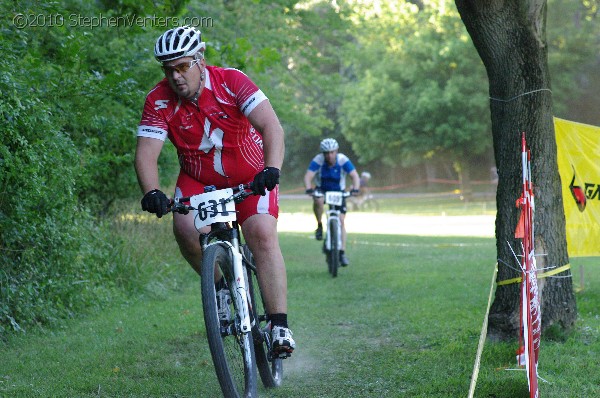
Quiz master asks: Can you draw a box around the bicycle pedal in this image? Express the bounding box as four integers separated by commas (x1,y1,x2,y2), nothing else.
269,352,292,361
270,350,292,360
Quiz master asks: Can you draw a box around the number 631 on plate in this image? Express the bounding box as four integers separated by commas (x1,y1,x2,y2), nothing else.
190,188,237,229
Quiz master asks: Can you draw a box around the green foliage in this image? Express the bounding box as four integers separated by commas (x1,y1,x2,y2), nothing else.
98,0,188,16
547,0,600,120
339,1,491,167
0,0,180,335
337,0,600,177
0,43,109,334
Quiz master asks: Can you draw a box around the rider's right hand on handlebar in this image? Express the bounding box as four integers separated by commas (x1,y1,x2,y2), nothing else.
141,189,170,218
305,188,314,195
252,167,280,196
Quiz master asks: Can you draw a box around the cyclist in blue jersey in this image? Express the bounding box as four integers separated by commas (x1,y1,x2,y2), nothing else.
303,138,361,266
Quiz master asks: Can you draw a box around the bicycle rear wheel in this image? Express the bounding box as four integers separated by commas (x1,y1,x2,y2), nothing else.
360,197,379,212
201,244,257,398
242,245,284,388
347,196,360,211
328,218,340,278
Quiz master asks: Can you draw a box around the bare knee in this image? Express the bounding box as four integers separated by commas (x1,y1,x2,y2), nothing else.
173,213,203,273
249,228,278,254
242,215,281,254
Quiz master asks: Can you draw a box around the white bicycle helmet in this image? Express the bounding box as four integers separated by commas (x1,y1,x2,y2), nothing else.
154,26,206,62
320,138,339,152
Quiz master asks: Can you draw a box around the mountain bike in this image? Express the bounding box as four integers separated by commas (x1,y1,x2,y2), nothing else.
313,190,351,278
170,183,284,398
348,190,379,212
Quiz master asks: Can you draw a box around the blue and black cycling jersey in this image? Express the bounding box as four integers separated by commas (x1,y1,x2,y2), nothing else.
307,153,356,192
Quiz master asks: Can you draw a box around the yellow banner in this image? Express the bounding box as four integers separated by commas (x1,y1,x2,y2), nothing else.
555,117,600,257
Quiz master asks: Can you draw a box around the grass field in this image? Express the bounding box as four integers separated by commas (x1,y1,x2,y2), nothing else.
280,193,497,216
1,196,598,397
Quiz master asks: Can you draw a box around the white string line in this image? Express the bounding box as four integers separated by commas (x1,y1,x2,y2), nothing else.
498,256,572,280
507,241,525,272
349,239,490,248
504,369,550,384
489,88,552,103
467,263,498,398
282,232,491,248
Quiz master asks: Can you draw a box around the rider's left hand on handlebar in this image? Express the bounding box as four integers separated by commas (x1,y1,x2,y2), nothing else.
350,189,360,196
141,189,170,218
252,167,280,196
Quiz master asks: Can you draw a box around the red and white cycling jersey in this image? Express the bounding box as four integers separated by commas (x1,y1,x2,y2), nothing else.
138,65,267,187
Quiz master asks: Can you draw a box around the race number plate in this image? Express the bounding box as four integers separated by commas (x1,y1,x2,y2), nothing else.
325,191,343,206
190,188,236,229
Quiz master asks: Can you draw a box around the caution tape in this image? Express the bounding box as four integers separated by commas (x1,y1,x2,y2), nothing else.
496,263,571,286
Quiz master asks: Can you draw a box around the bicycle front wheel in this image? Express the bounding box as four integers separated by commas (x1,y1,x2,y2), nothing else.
201,244,257,398
242,245,284,388
328,218,340,278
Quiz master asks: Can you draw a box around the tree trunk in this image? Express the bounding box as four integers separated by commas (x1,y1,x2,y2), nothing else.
455,0,577,340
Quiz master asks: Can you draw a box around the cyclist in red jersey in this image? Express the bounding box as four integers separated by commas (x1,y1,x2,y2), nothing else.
134,26,294,355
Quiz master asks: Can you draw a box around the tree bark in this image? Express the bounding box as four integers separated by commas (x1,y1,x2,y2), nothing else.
455,0,577,341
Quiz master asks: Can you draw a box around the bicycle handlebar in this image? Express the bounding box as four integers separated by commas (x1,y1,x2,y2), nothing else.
169,183,256,214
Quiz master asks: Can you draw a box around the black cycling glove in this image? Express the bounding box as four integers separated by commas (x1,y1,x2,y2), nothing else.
253,167,280,196
141,189,170,218
351,189,360,196
305,188,315,195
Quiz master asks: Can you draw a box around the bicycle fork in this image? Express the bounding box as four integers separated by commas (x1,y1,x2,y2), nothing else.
205,233,253,334
227,242,252,334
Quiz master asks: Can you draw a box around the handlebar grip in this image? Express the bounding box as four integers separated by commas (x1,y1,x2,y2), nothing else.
169,198,192,215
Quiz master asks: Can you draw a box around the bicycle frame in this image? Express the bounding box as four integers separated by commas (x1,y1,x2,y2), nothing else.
324,207,342,252
171,183,284,396
313,190,350,277
315,190,346,252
